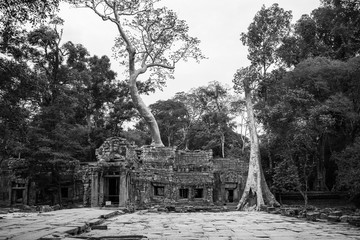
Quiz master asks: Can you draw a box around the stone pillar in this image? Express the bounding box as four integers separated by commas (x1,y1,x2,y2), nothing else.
91,172,99,207
99,173,104,206
119,170,129,207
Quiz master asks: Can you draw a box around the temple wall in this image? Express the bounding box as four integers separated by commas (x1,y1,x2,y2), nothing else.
0,137,249,208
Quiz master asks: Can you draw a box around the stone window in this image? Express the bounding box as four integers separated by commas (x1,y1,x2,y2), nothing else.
179,188,189,198
154,186,164,196
194,188,204,198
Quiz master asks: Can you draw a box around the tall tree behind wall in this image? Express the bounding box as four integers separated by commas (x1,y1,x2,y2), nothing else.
233,67,278,210
240,3,292,173
273,0,360,191
233,3,291,210
73,0,205,147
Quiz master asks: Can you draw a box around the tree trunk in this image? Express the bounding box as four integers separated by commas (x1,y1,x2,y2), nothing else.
267,134,273,172
183,127,189,150
221,132,225,158
316,135,328,191
129,75,164,147
128,49,164,147
237,81,279,211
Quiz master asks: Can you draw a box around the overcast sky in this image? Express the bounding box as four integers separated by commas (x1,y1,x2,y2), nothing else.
59,0,321,104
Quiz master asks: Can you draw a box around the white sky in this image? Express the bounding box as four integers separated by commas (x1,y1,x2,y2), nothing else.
58,0,321,105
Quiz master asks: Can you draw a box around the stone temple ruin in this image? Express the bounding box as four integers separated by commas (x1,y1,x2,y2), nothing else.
0,137,249,209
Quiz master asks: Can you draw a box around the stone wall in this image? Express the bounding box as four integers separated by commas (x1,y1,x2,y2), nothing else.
87,137,250,208
212,158,249,173
175,150,213,164
139,147,176,163
211,158,249,204
128,148,215,207
0,165,11,206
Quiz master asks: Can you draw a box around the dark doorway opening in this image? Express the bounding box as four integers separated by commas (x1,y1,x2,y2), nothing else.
107,177,119,203
12,189,24,204
227,189,234,203
194,188,204,198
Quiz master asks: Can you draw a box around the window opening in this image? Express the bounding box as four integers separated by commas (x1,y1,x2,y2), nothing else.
154,186,164,196
179,188,189,198
194,188,204,198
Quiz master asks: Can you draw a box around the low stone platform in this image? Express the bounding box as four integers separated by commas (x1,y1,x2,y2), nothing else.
0,208,120,240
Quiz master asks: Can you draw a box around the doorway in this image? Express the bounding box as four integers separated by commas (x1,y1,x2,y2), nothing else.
227,189,234,203
106,177,119,204
11,189,25,204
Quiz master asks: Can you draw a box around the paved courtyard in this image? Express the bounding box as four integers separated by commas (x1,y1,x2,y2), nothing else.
0,208,118,240
79,210,360,240
1,208,360,240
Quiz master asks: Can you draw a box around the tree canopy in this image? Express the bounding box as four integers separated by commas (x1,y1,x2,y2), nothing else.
2,0,360,206
72,0,205,147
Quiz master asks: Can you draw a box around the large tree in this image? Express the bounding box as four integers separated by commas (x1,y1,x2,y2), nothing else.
233,67,279,210
278,0,360,66
241,3,292,172
232,3,291,210
73,0,204,147
265,56,360,192
0,0,60,58
195,81,235,158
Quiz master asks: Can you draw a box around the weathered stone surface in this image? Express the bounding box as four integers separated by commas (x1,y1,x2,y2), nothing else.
267,206,276,212
281,207,301,217
320,212,328,219
78,211,360,239
0,208,119,240
38,205,53,212
332,210,343,216
340,215,351,223
89,137,249,209
327,215,340,222
91,225,107,230
100,210,120,219
348,216,360,227
306,212,320,221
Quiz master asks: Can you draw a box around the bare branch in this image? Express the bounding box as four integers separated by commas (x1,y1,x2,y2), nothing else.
147,62,174,69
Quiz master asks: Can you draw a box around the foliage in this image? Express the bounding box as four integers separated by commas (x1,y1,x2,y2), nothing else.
73,0,205,147
261,56,360,191
132,81,246,157
149,99,189,147
0,59,37,160
272,159,300,194
278,0,360,66
0,15,139,204
0,0,60,57
241,3,292,73
332,137,360,197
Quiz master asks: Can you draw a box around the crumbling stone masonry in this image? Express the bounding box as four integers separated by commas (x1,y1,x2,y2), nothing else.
0,158,86,207
0,137,248,208
89,137,248,208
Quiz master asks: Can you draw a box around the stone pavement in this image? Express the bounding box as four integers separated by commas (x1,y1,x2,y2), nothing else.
78,210,360,240
0,208,119,240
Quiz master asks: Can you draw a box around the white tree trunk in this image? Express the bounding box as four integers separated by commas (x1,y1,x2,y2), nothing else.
237,81,279,210
129,73,164,147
